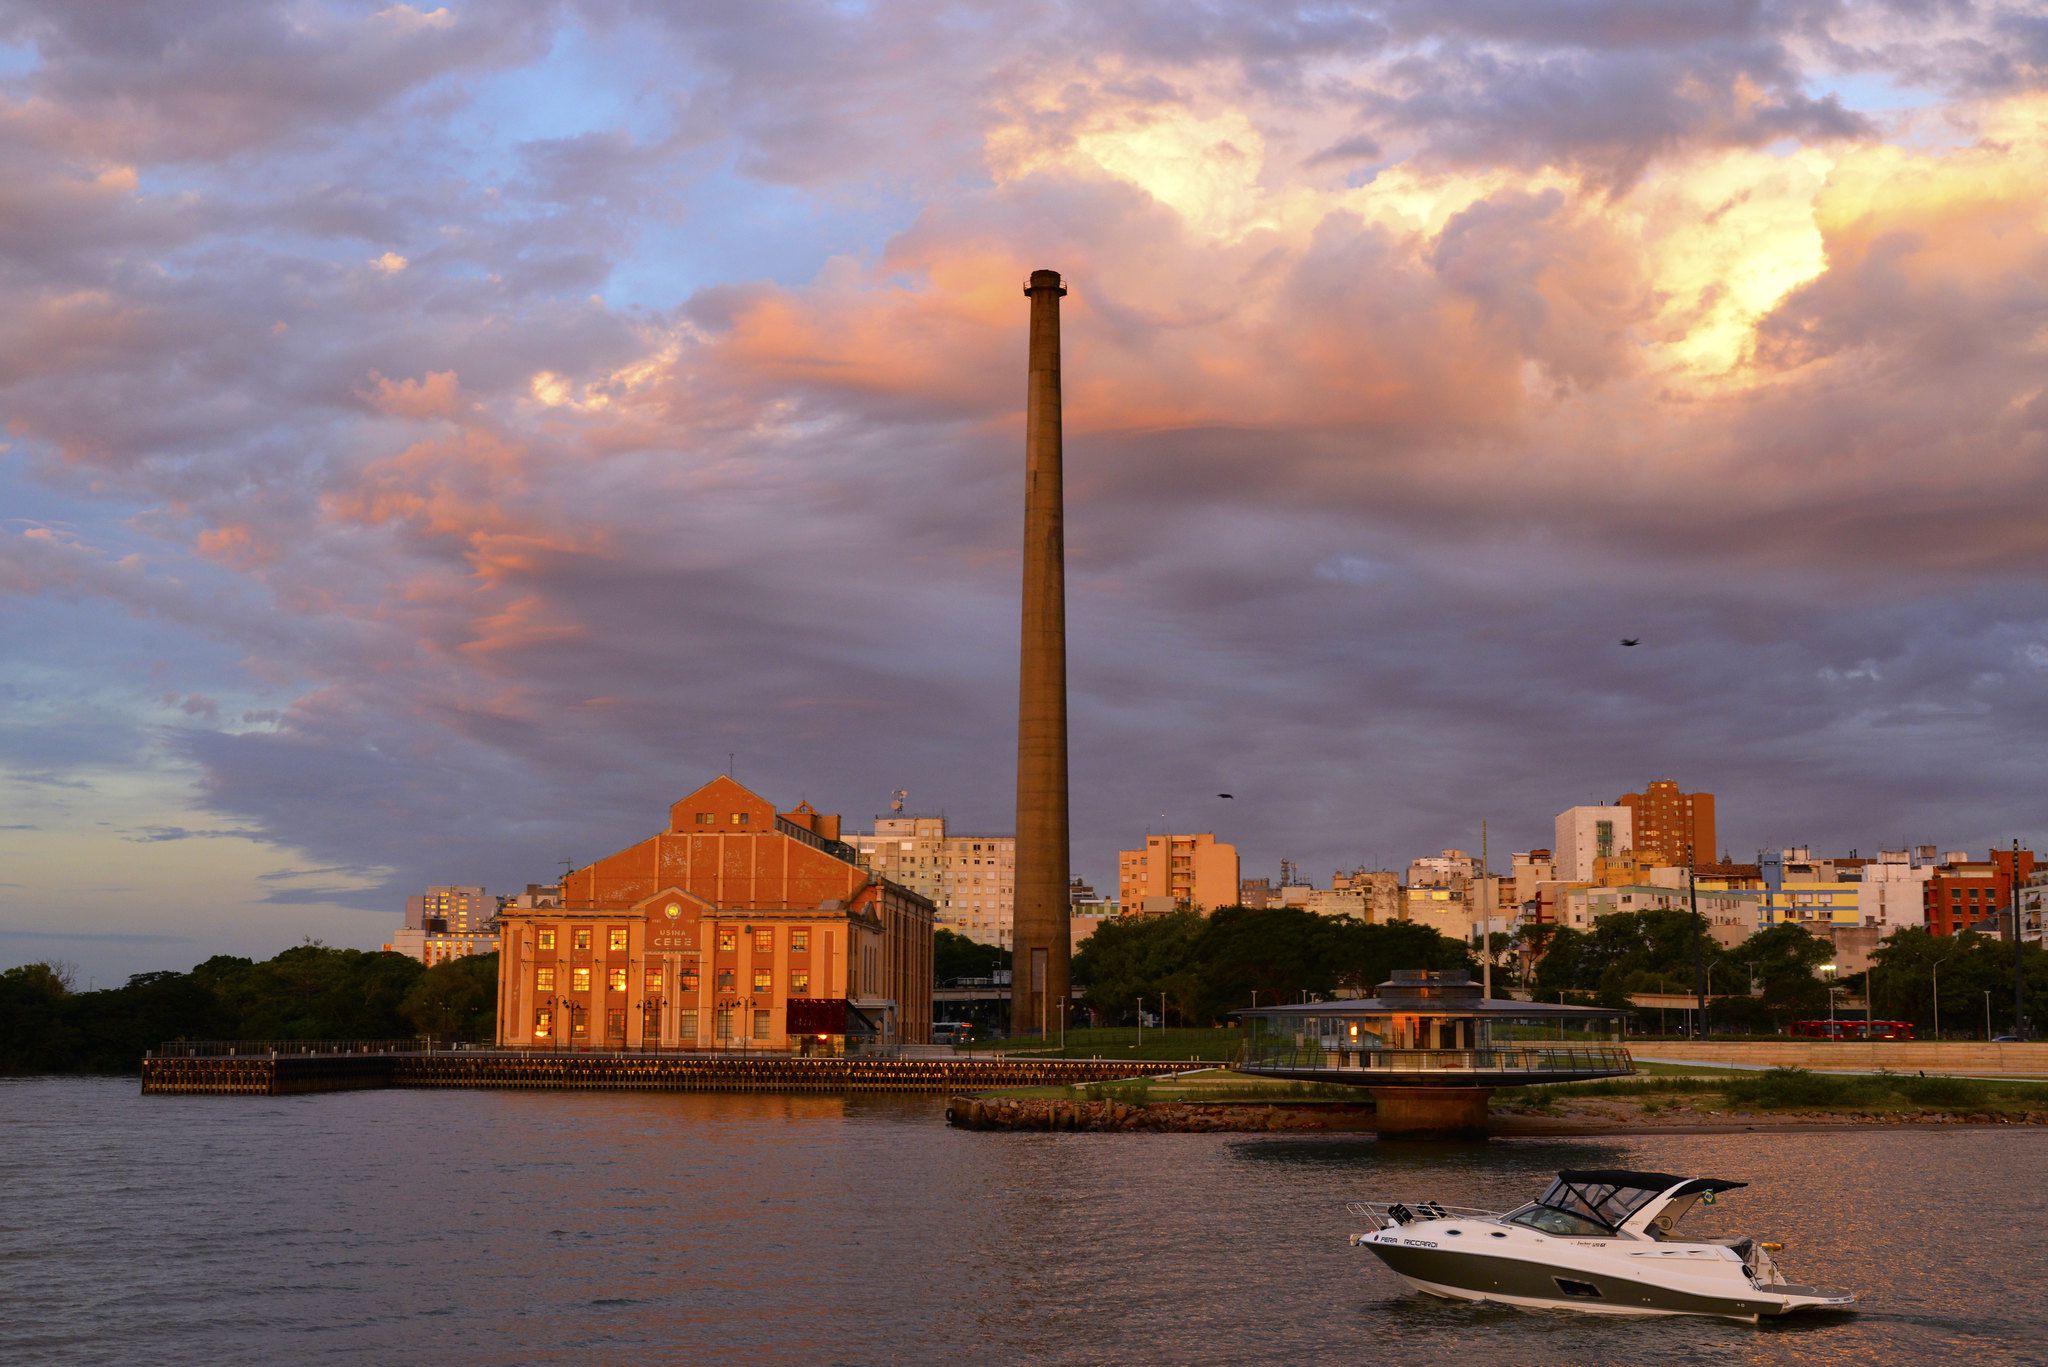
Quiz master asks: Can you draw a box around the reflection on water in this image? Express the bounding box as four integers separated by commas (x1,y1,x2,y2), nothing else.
3,1078,2044,1365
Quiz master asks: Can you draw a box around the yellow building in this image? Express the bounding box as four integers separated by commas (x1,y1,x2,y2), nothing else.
1762,880,1863,927
1118,833,1240,914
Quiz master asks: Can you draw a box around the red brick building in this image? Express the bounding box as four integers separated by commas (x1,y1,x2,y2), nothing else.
1618,779,1717,867
495,776,933,1051
1924,848,2035,937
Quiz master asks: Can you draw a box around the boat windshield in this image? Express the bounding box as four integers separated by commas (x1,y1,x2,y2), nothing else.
1532,1176,1668,1233
1502,1204,1614,1238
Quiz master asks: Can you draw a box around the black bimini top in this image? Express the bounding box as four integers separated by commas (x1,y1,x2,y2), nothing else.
1537,1171,1747,1233
1558,1170,1746,1196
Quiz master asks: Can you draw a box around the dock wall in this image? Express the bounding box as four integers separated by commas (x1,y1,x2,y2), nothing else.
141,1051,1191,1097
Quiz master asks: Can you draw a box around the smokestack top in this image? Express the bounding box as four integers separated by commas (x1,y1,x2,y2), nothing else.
1024,268,1067,297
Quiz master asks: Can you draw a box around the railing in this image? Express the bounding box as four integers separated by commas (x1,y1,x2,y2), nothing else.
1240,1045,1633,1075
1347,1201,1505,1231
148,1038,428,1059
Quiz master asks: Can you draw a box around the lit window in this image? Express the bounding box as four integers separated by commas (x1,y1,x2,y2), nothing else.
608,968,627,992
573,967,591,992
571,1011,588,1037
534,1008,553,1039
609,928,629,951
682,969,699,991
753,1008,771,1040
731,812,750,826
537,929,556,950
754,929,774,953
574,928,591,950
753,969,772,992
791,972,809,994
645,969,663,993
791,930,809,952
535,968,555,992
718,931,736,951
717,969,735,990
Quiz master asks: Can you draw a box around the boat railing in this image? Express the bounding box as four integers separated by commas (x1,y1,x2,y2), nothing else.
1347,1201,1506,1231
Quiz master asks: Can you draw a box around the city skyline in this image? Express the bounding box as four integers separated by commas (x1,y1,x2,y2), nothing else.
5,4,2048,985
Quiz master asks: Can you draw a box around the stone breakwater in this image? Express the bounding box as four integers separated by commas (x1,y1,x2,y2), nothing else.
944,1096,1376,1133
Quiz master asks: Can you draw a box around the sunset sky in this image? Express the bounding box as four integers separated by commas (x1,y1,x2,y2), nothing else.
4,2,2047,981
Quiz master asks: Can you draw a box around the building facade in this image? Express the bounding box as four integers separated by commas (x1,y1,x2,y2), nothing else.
1118,832,1240,913
383,884,498,966
849,816,1014,949
1554,806,1632,883
1924,848,2036,937
494,776,934,1052
1617,780,1716,866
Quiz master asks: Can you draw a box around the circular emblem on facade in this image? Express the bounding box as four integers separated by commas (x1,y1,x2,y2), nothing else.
665,903,682,920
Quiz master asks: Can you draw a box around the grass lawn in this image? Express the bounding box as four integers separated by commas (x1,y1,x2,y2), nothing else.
1499,1068,2048,1117
959,1026,1244,1063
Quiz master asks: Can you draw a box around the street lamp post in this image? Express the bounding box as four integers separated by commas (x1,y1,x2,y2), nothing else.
1932,954,1954,1042
1688,854,1708,1038
1986,989,1994,1041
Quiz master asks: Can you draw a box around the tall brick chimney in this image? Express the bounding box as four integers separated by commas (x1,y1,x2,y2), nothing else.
1011,268,1070,1037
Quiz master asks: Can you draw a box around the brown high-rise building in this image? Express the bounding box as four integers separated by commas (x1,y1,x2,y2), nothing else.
1618,779,1716,867
1011,268,1070,1037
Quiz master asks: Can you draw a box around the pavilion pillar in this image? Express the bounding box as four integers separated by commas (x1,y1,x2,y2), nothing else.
1369,1086,1492,1139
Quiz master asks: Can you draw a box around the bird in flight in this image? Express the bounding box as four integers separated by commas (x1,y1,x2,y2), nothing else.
1217,793,1234,799
1620,638,1640,647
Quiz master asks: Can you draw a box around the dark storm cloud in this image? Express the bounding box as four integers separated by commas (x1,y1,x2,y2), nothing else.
3,0,2047,957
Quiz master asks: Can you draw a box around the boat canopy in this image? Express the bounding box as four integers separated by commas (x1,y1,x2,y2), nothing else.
1536,1171,1747,1233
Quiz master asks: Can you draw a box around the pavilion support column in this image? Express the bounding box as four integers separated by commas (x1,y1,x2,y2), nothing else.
1369,1086,1492,1139
1010,268,1071,1039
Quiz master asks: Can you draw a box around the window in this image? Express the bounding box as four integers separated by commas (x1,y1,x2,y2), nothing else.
715,1008,735,1042
682,969,699,991
695,812,715,825
752,1008,771,1040
574,928,591,950
606,1008,626,1039
718,931,736,951
731,812,750,826
536,929,556,950
754,929,774,953
608,968,627,992
535,968,555,992
534,1008,553,1039
753,969,773,992
791,930,809,952
678,1009,697,1040
572,967,591,992
791,972,809,994
645,969,663,993
609,928,629,951
717,969,736,990
571,1010,588,1038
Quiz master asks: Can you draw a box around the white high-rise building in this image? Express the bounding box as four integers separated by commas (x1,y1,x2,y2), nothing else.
850,817,1015,948
1859,849,1933,930
1554,806,1633,882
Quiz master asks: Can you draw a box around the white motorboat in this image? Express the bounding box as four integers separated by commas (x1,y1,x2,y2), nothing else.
1349,1169,1855,1322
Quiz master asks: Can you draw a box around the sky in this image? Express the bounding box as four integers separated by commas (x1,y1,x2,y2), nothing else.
3,1,2047,984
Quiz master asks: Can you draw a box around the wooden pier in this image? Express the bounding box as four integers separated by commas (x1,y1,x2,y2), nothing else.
140,1045,1193,1097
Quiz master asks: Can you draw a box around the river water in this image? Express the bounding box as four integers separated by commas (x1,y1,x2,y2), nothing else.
3,1078,2042,1365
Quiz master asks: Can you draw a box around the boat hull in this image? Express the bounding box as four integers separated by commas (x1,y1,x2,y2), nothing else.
1362,1241,1851,1322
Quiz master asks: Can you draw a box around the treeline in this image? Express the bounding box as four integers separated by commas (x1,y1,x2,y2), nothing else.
1073,905,1473,1026
0,945,499,1075
1528,912,2048,1035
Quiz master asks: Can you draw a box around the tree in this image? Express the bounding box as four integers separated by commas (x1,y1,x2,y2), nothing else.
401,953,498,1041
933,928,1007,985
1072,911,1205,1025
1727,923,1832,1024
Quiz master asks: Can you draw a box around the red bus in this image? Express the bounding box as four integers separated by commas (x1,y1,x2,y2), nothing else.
1788,1019,1916,1040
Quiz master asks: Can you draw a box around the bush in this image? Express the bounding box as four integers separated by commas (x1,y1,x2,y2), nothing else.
1723,1068,1884,1109
1893,1075,1990,1110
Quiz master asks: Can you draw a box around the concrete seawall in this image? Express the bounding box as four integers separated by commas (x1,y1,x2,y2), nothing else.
1638,1041,2048,1074
141,1051,1191,1097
